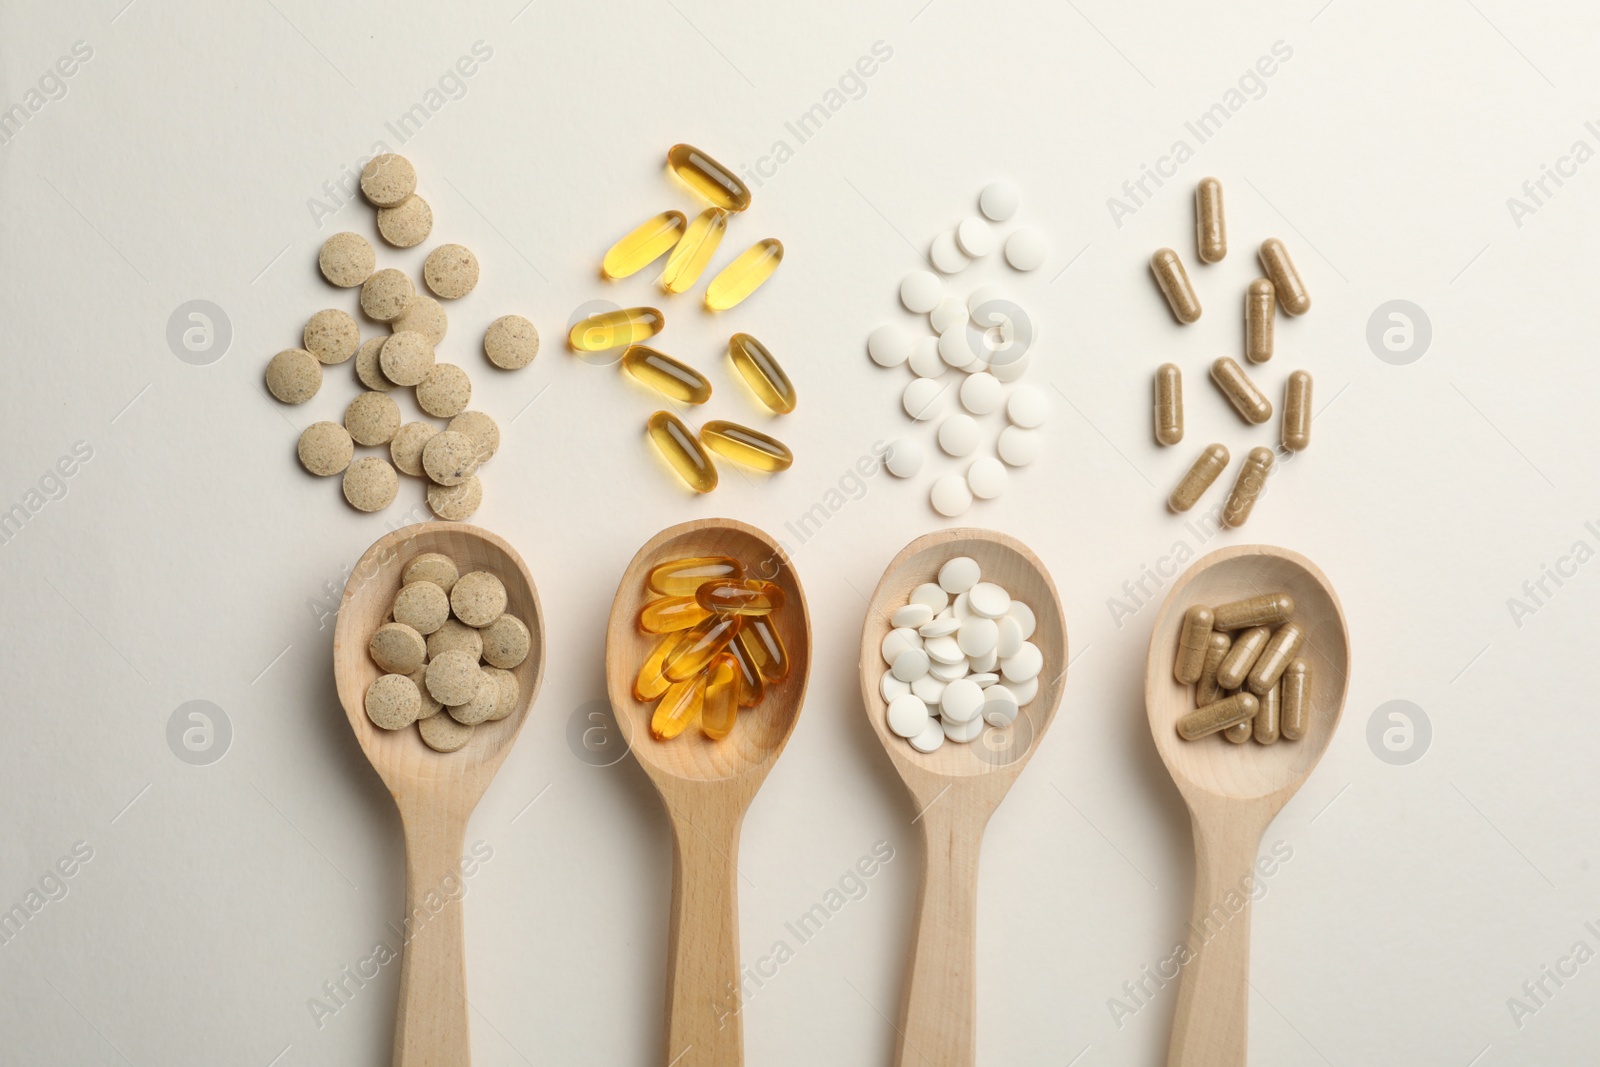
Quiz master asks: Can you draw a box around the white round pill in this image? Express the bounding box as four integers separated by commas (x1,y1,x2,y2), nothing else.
893,647,931,682
925,634,965,665
908,337,944,378
952,591,971,620
969,672,1000,687
1007,385,1049,428
996,615,1024,658
892,603,935,629
919,616,959,638
941,678,985,724
904,378,946,421
910,583,948,612
960,373,1003,415
938,413,980,457
939,557,980,593
956,217,995,258
937,328,976,370
930,474,973,517
1001,641,1043,683
957,617,999,657
966,285,1007,327
884,438,925,478
900,271,942,313
1003,675,1039,705
997,426,1041,466
1008,601,1036,639
970,647,998,674
930,658,970,682
882,626,922,664
930,231,969,274
968,582,1011,618
989,351,1031,383
943,715,984,743
911,674,946,705
930,296,967,334
869,325,912,367
1005,227,1048,271
881,669,911,703
980,180,1019,222
982,686,1020,726
888,694,932,738
967,457,1008,500
909,717,946,753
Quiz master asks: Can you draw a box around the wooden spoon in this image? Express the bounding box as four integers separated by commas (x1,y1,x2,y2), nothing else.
604,518,812,1067
1144,544,1349,1067
857,529,1067,1067
333,522,546,1067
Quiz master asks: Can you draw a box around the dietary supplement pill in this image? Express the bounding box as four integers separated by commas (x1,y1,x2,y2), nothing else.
1245,278,1275,363
392,581,450,635
411,667,442,718
1178,691,1259,740
1168,443,1229,513
1155,363,1183,446
483,315,539,370
1282,370,1312,452
379,331,435,388
266,348,322,404
667,143,752,213
647,410,717,493
649,557,742,596
1195,178,1226,263
1254,681,1281,744
661,208,727,294
416,363,473,419
377,194,433,248
738,615,789,682
366,673,421,730
391,293,448,346
1280,658,1310,740
1211,357,1273,424
1213,593,1294,631
426,649,484,707
427,476,482,521
319,232,375,288
422,244,479,300
700,420,792,472
696,579,783,616
480,613,530,669
345,391,401,447
389,421,438,477
1217,625,1270,691
354,337,395,392
1247,621,1304,695
447,410,500,462
360,154,416,208
1223,720,1252,744
1258,238,1309,316
448,673,500,726
451,571,507,628
370,622,427,674
1196,631,1231,706
484,666,519,721
427,618,482,661
1223,446,1275,528
622,345,711,404
700,653,740,741
1151,248,1201,324
1174,605,1214,684
705,238,782,310
635,632,683,701
729,637,763,706
664,614,743,682
404,553,460,593
419,712,473,752
360,269,416,323
568,306,664,352
640,596,712,634
421,430,479,486
603,210,686,279
652,673,708,740
342,456,398,512
728,332,795,413
297,421,354,476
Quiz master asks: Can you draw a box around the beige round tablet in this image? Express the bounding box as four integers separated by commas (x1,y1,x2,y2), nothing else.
448,673,499,725
422,430,479,486
482,666,519,721
419,711,472,752
426,649,482,706
345,391,402,446
416,363,472,418
393,580,450,635
360,154,417,208
390,421,438,477
446,411,500,463
480,613,530,669
378,194,433,248
266,348,321,404
319,232,375,288
361,268,416,323
427,476,482,521
369,621,426,674
365,673,421,730
392,293,448,345
423,244,480,299
380,331,434,387
297,421,354,476
409,666,443,718
354,337,395,391
451,570,507,627
404,552,459,593
426,617,482,660
342,456,398,512
304,309,360,365
483,315,539,370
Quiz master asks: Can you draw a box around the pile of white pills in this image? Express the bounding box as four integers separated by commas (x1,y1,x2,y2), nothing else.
868,181,1052,517
878,555,1042,754
362,551,533,752
265,153,542,521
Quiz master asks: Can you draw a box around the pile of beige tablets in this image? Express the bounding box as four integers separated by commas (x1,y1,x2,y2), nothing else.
1148,178,1315,527
1171,592,1312,745
265,153,542,520
363,551,533,752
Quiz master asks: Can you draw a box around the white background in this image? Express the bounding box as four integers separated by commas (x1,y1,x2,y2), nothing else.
1,0,1597,1063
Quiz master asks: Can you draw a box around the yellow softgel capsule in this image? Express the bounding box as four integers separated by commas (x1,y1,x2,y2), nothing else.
700,653,740,741
661,208,728,294
667,143,752,212
568,306,664,352
696,578,784,617
639,595,712,634
663,614,743,682
700,420,793,472
622,345,712,404
705,238,783,311
728,636,764,707
635,631,685,701
603,211,687,280
738,615,789,683
647,411,718,493
648,556,743,596
728,332,795,414
652,673,707,740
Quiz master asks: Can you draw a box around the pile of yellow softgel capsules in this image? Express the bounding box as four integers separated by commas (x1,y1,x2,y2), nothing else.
568,144,796,493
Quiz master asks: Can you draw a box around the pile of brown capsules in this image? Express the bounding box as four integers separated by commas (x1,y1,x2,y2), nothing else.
1148,178,1314,527
1171,592,1312,745
264,153,540,520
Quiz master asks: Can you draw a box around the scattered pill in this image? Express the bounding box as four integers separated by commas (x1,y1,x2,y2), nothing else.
1168,443,1229,513
419,712,473,752
377,194,433,248
623,345,712,404
1223,446,1274,527
1211,357,1273,424
428,476,482,521
957,216,995,258
989,350,1030,382
360,154,417,208
1174,605,1214,684
966,285,1006,327
378,331,434,387
390,422,438,477
901,271,942,313
393,581,450,635
701,420,793,472
266,348,322,404
1195,178,1226,263
319,232,375,288
979,181,1019,221
570,306,664,352
930,474,972,517
1258,238,1310,316
422,430,479,486
882,669,911,702
1245,278,1275,363
997,425,1040,466
888,693,931,738
1282,370,1312,451
1217,626,1270,690
930,230,969,274
903,377,946,420
447,411,500,462
370,622,427,674
1151,248,1201,324
392,293,448,345
298,421,354,476
967,457,1007,500
960,373,1003,415
342,456,398,511
930,296,967,334
937,327,977,371
869,324,913,368
604,211,688,280
667,144,751,212
706,238,783,310
1154,363,1183,446
883,438,925,478
907,337,943,378
1214,594,1294,631
366,674,421,730
416,363,473,418
1177,691,1259,740
361,269,416,323
1007,385,1048,428
1003,228,1047,271
939,558,979,595
419,244,479,300
354,338,395,391
1280,659,1310,740
662,207,728,294
647,410,717,493
938,413,980,457
728,333,796,413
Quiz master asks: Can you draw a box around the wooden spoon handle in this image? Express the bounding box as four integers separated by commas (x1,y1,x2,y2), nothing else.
393,813,471,1067
1166,815,1266,1067
896,805,986,1067
664,802,745,1067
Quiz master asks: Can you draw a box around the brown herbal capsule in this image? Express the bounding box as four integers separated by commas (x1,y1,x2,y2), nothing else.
1195,178,1226,264
1258,238,1310,316
1282,370,1312,452
1168,443,1230,513
1248,621,1305,695
1254,681,1281,744
1245,278,1275,363
1178,691,1259,740
1196,631,1232,706
1223,447,1275,528
1174,605,1215,684
1280,659,1310,740
1217,626,1270,690
1214,593,1294,631
1151,248,1202,324
1211,357,1273,425
1223,719,1252,743
1154,363,1183,446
